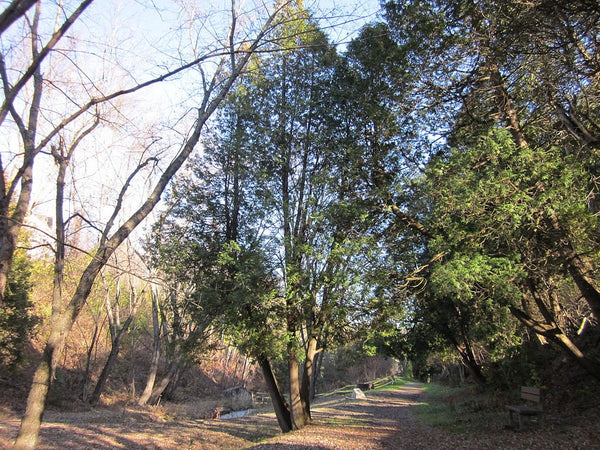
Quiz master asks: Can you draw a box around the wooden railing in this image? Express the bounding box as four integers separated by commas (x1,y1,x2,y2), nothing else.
251,375,398,404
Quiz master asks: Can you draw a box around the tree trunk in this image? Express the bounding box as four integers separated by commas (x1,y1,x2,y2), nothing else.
565,256,600,320
257,355,292,433
222,344,233,384
0,0,38,36
0,0,95,306
448,333,486,385
138,289,161,406
486,60,600,376
457,346,486,385
88,314,134,405
547,213,600,319
288,340,305,430
80,322,100,401
14,308,73,449
300,336,318,420
310,347,324,400
89,282,140,405
147,359,181,405
240,355,249,386
161,365,182,401
0,68,37,306
12,356,51,450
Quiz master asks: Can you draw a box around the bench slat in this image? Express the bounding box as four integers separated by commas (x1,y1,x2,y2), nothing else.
521,391,541,402
521,387,541,403
521,387,541,396
507,405,541,414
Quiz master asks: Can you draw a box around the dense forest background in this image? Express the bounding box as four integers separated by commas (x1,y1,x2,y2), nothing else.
1,0,599,445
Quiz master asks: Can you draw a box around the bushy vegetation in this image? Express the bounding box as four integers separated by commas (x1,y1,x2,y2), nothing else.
0,245,37,368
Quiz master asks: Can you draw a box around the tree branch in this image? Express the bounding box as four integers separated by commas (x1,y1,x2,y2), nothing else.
0,0,37,36
0,0,96,127
389,204,435,239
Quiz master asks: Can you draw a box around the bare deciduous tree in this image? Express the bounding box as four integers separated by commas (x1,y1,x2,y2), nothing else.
88,277,144,406
12,1,290,447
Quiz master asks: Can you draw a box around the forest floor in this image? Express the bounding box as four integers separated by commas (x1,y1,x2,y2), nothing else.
1,382,599,449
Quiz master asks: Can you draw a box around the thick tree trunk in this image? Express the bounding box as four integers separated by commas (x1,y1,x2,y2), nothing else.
447,330,486,385
0,0,41,307
288,341,305,430
452,342,486,385
0,102,35,307
1,0,95,306
567,261,600,319
0,213,19,305
162,364,183,401
147,368,174,405
257,355,292,433
12,352,51,450
147,359,182,405
310,344,324,400
13,306,77,449
546,213,600,319
459,348,486,385
0,0,38,36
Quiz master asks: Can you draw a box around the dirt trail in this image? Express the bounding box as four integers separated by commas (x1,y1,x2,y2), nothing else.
0,383,429,449
1,383,596,449
251,382,430,449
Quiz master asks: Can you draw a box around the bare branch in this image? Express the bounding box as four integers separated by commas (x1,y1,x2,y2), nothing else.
99,156,159,245
0,0,96,127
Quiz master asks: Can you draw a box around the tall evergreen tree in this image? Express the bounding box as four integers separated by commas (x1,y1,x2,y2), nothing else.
150,1,405,431
379,0,600,381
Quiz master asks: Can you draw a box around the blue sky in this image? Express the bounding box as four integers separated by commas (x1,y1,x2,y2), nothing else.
307,0,383,47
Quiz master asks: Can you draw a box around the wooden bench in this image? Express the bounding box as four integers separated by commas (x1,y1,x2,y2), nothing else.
252,391,270,404
506,386,543,430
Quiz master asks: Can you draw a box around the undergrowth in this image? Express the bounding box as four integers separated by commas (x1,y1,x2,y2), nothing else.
414,383,506,434
374,377,407,391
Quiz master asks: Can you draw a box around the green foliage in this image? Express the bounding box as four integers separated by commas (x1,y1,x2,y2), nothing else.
423,124,597,346
0,245,37,368
197,0,403,368
485,346,541,390
361,344,377,357
374,0,600,384
144,0,600,391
